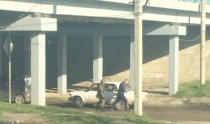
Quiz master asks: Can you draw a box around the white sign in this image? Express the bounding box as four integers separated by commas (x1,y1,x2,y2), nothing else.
3,37,9,55
3,37,13,56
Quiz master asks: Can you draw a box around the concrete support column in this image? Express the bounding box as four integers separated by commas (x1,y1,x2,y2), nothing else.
169,36,179,95
93,35,103,83
31,33,46,106
130,40,135,90
24,36,31,76
57,35,67,94
0,34,2,76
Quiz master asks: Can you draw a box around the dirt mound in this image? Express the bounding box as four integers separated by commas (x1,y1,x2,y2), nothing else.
73,70,168,89
46,91,69,105
103,70,130,82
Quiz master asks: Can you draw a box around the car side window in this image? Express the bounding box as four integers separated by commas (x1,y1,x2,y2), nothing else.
104,84,117,92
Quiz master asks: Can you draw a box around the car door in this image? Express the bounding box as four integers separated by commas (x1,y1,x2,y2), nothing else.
86,84,99,104
104,84,118,104
124,91,134,105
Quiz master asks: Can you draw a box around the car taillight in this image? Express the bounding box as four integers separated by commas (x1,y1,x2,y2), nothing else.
27,93,31,97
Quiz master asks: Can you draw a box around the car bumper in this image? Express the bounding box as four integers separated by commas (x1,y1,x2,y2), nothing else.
24,92,31,102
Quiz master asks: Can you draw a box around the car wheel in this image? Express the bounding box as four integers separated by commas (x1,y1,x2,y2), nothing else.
115,100,125,111
73,97,83,108
14,94,25,104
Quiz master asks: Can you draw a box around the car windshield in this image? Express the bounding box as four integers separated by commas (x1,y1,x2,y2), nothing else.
88,83,98,91
88,83,119,92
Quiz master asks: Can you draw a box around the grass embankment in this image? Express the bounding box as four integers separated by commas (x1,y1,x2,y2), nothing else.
0,101,165,124
175,80,210,98
0,112,4,123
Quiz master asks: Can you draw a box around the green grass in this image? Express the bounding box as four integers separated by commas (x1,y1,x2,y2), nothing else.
175,80,210,98
0,112,4,123
0,101,166,124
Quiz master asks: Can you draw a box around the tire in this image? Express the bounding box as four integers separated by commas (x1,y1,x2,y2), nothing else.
14,94,25,104
115,100,125,111
73,97,84,108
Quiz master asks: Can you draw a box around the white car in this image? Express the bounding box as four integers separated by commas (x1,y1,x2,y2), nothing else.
69,82,136,110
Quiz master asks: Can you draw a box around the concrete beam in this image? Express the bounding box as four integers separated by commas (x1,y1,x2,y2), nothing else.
169,36,179,95
57,34,67,94
97,0,205,11
93,35,103,83
31,33,46,106
144,25,186,36
24,36,31,76
0,0,210,24
0,16,57,31
61,25,186,36
0,0,205,13
96,0,132,4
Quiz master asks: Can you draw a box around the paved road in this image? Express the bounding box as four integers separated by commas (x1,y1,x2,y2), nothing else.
49,102,210,124
144,104,210,124
46,91,210,124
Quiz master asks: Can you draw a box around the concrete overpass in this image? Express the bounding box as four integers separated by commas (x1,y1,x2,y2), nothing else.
0,0,209,106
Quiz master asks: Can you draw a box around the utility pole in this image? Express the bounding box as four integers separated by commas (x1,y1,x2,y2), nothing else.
134,0,143,116
3,33,13,104
8,33,12,104
201,0,206,86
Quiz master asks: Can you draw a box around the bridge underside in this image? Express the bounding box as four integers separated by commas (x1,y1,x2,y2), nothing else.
0,6,201,106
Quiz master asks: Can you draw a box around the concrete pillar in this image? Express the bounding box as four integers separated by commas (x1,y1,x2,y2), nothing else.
169,36,179,95
57,35,67,94
130,40,135,90
24,36,31,76
0,34,2,76
31,33,46,106
93,35,103,83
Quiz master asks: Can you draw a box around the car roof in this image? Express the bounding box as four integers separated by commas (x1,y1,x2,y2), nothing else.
106,82,121,88
93,81,121,88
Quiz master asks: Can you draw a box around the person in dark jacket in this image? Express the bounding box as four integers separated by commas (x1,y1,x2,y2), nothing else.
96,80,105,111
111,79,128,111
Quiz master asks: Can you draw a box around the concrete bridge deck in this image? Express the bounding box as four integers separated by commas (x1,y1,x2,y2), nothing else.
0,0,210,24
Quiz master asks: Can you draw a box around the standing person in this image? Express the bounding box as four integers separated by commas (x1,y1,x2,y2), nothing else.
111,79,128,111
96,80,105,111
